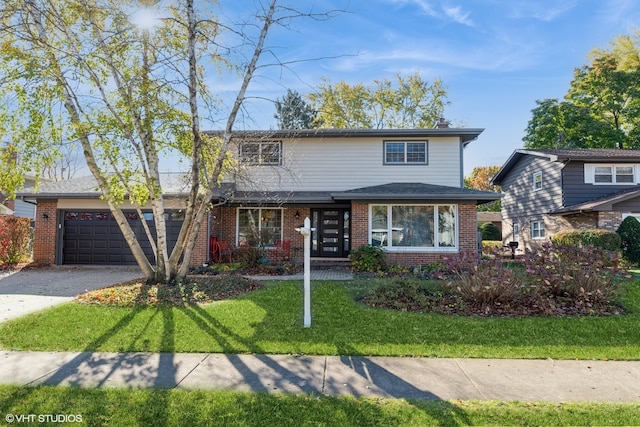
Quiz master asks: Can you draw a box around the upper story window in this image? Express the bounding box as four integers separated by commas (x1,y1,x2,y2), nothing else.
533,171,543,191
240,141,281,165
585,164,637,185
384,141,427,164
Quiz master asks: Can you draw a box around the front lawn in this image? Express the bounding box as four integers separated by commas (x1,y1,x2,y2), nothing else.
1,385,639,426
1,278,640,359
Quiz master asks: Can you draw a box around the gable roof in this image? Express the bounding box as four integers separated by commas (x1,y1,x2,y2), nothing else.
331,182,501,204
205,128,484,146
492,148,640,185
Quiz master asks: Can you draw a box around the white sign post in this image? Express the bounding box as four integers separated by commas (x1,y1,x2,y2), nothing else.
295,217,314,328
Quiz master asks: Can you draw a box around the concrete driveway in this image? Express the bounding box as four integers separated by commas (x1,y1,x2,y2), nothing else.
0,266,143,323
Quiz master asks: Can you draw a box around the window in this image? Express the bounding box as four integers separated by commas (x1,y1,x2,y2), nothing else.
533,171,543,191
238,208,282,246
513,223,519,241
370,204,456,250
240,141,281,165
595,166,613,183
384,141,427,164
587,164,637,185
531,221,545,239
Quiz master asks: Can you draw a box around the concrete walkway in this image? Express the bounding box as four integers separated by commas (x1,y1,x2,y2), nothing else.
2,265,640,403
1,350,639,402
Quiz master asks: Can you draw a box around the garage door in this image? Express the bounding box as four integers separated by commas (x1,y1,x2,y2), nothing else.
62,210,183,265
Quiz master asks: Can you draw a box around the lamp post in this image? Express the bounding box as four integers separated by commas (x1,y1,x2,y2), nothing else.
295,217,314,328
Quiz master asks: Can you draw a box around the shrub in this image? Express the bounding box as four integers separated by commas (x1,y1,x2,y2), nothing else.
524,243,621,294
0,217,32,266
479,222,502,241
436,243,625,316
361,278,442,312
441,248,528,314
481,240,503,254
551,229,621,251
234,246,262,269
617,216,640,264
349,244,387,272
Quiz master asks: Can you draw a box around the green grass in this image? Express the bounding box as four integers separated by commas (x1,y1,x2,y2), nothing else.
0,385,639,426
1,279,640,359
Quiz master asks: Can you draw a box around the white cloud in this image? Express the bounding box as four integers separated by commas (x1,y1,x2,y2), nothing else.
386,0,474,26
443,5,474,26
505,1,577,22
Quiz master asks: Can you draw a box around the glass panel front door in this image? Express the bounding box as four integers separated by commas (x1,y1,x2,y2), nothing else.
311,208,351,257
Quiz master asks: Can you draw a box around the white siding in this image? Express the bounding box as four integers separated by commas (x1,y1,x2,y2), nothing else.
233,136,463,192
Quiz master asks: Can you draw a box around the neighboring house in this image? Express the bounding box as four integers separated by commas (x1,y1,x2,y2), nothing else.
1,174,37,220
492,148,640,251
20,128,500,267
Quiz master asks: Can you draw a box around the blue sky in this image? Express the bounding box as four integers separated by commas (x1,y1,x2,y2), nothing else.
211,0,640,176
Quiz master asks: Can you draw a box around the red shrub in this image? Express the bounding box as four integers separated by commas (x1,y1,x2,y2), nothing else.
0,216,32,266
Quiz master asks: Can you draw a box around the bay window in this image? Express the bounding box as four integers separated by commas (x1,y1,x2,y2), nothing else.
370,204,457,250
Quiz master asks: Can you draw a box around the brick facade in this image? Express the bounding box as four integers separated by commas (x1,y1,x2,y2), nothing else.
32,200,58,265
209,202,479,266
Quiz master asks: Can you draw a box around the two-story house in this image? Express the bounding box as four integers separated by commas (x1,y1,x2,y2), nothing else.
492,148,640,251
23,128,500,267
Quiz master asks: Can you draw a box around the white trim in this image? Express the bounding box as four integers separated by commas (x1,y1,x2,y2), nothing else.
236,207,283,246
383,140,428,165
585,163,638,185
533,171,543,191
531,220,545,239
368,203,458,252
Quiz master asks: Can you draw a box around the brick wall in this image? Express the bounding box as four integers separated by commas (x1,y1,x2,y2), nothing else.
32,200,58,265
209,206,308,263
351,201,478,267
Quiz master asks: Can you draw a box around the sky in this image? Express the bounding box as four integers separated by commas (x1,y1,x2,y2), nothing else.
207,0,640,176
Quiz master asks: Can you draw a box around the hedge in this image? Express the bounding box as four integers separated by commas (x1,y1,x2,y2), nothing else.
550,229,621,252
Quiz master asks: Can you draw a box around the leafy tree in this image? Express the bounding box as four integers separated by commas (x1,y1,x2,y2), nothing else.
0,0,337,282
464,166,501,212
523,99,621,149
308,72,448,129
274,89,317,129
479,222,501,241
617,216,640,264
524,30,640,149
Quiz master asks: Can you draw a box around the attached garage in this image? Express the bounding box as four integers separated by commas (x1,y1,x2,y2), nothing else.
61,210,184,265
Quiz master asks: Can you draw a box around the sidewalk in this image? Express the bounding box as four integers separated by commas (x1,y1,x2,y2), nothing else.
1,350,640,402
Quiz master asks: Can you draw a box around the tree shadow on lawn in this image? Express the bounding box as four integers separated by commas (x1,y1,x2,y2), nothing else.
0,305,180,425
2,281,472,425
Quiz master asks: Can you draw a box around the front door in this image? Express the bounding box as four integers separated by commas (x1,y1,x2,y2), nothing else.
311,208,351,258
